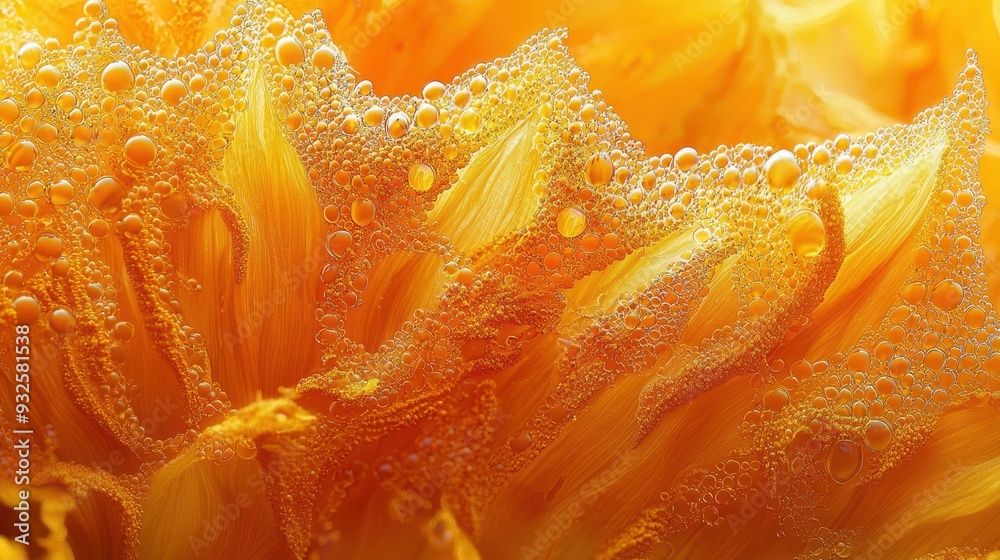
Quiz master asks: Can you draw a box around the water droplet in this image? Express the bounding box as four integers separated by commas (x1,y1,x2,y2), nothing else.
327,231,353,257
5,140,37,172
386,112,409,139
556,207,586,238
236,439,258,460
341,114,360,134
835,154,854,175
930,279,963,311
87,176,125,215
363,106,384,127
122,213,143,238
422,81,445,100
675,147,698,172
459,109,482,133
124,135,156,167
17,42,43,70
312,46,337,69
509,432,533,453
350,199,375,227
765,150,801,189
786,210,825,257
0,99,19,124
414,103,438,129
48,308,76,333
49,180,74,205
83,0,104,16
825,440,863,483
160,194,188,220
35,123,57,142
34,233,63,259
101,61,134,93
408,163,435,192
160,79,188,107
275,36,305,66
35,65,62,88
763,388,789,411
863,420,892,452
12,295,40,324
584,153,613,186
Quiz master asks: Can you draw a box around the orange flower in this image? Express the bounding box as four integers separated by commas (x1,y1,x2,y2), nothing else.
0,1,999,560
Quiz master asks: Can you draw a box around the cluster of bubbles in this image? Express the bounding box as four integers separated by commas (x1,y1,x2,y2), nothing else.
0,0,259,534
1,0,997,558
600,53,997,560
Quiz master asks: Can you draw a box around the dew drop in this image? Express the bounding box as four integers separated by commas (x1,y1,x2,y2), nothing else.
0,99,19,124
17,42,43,70
49,180,75,205
350,199,375,227
863,420,892,452
930,279,963,311
414,103,438,129
236,439,258,460
765,150,801,189
422,81,446,100
36,65,62,88
786,210,825,257
275,36,305,66
327,231,353,257
12,295,40,324
160,79,188,107
825,440,863,484
363,106,384,127
101,61,135,93
509,432,533,453
386,112,409,139
124,135,157,167
87,176,126,215
408,163,435,192
34,233,63,260
459,109,482,133
160,194,188,220
584,153,613,187
835,155,854,175
556,207,586,238
5,140,37,172
674,147,698,172
312,46,337,69
48,308,76,333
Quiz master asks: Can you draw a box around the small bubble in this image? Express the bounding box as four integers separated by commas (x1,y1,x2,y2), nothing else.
408,163,435,192
786,210,825,257
674,147,698,172
124,135,157,167
764,150,801,189
584,153,613,187
556,206,586,238
275,36,305,66
88,176,126,215
101,61,135,93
